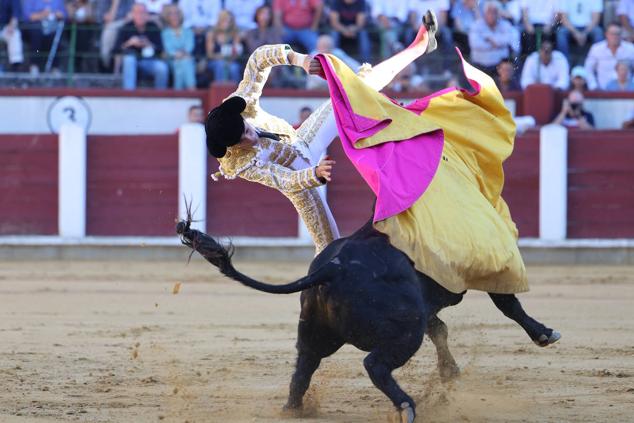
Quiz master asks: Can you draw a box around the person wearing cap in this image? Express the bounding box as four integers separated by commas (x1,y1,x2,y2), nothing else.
570,65,589,92
206,11,439,254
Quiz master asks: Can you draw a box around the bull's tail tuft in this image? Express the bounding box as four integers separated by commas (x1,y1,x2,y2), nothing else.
176,197,237,272
176,198,332,294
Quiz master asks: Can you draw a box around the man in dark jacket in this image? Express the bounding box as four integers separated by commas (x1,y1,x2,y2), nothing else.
0,0,23,70
114,2,168,89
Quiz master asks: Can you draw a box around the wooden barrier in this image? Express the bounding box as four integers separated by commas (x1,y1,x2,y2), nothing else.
0,135,58,235
86,135,179,236
567,130,634,238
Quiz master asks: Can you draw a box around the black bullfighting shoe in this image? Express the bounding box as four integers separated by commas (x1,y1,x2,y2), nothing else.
423,9,438,54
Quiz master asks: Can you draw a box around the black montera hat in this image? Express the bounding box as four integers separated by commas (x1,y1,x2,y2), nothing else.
205,96,246,158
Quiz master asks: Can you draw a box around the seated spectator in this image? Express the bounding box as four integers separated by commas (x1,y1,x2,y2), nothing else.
469,0,520,76
137,0,170,17
329,0,370,63
369,0,409,59
556,0,603,59
179,0,221,58
618,0,634,42
585,22,634,89
451,0,482,55
407,0,452,50
115,2,168,89
21,0,66,72
498,0,521,26
187,104,204,123
225,0,264,31
246,4,292,88
205,9,242,83
97,0,134,69
66,0,98,72
307,33,359,89
273,0,322,54
570,65,590,92
162,4,195,90
495,58,521,91
520,40,570,90
520,0,557,54
552,90,595,129
0,0,24,71
606,60,634,91
246,4,282,53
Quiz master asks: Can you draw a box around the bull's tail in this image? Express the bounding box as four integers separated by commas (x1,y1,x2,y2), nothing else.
176,213,329,294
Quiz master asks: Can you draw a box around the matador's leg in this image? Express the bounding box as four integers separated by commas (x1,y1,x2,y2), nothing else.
302,11,439,163
361,10,438,92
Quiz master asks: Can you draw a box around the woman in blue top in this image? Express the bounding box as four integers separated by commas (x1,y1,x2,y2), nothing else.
161,4,196,90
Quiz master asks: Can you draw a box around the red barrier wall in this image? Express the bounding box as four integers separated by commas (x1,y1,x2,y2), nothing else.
567,130,634,238
206,158,298,237
502,129,540,237
86,135,178,236
0,135,58,235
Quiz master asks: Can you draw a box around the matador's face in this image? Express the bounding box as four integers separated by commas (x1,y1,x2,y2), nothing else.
238,120,259,147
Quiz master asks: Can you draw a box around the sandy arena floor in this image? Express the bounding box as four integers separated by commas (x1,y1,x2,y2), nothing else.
0,260,633,423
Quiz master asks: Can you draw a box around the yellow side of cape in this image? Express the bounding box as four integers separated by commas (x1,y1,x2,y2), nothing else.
373,58,528,294
323,54,440,147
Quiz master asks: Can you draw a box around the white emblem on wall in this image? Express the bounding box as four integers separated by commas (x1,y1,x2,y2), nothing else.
47,96,92,134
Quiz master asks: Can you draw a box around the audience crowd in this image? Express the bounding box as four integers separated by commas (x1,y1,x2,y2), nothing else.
0,0,633,96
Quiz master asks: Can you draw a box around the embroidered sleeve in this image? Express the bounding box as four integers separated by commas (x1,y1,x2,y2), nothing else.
230,44,291,116
239,162,325,193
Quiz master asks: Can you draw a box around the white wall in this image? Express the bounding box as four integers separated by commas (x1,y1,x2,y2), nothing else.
585,99,634,129
0,96,202,135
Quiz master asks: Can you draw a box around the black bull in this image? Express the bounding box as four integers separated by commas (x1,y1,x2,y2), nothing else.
176,216,559,422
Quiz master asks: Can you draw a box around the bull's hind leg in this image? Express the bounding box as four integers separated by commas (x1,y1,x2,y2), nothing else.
426,315,460,382
489,293,561,347
363,332,423,423
284,320,343,411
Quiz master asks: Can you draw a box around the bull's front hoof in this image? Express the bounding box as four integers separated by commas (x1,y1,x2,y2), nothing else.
281,403,303,418
394,402,415,423
534,330,561,347
439,361,460,383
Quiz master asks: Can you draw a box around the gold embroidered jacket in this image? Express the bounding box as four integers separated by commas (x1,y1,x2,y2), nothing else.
216,44,337,252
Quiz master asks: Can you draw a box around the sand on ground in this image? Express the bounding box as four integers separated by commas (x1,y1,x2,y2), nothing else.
0,260,633,422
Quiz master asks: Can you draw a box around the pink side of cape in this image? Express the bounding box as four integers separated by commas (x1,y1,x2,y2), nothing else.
315,54,445,222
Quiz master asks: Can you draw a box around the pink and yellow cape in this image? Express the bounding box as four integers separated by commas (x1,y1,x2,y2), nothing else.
316,51,528,294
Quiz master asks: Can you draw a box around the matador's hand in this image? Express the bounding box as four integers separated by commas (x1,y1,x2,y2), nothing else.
315,157,336,182
308,58,326,79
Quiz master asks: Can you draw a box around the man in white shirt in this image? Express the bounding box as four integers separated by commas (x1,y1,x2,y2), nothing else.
519,0,557,53
469,1,520,74
584,22,634,89
618,0,634,42
179,0,220,31
179,0,221,58
556,0,603,57
224,0,264,31
520,40,570,90
369,0,410,59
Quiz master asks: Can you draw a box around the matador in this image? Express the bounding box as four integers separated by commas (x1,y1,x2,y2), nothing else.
204,16,437,253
